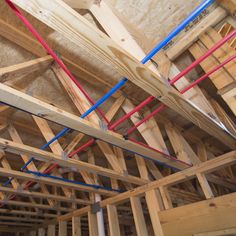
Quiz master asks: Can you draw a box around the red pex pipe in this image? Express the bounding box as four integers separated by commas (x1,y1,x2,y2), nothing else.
180,53,236,94
108,96,155,130
68,138,95,157
169,28,236,85
128,137,192,167
5,0,109,124
127,104,166,135
127,53,236,135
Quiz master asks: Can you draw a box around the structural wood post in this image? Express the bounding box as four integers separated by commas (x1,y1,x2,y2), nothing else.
107,204,121,236
72,216,81,236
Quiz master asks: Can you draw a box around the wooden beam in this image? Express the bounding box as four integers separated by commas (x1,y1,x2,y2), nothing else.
107,205,121,236
59,221,67,236
0,209,56,218
145,189,164,236
0,186,91,205
196,173,214,199
0,167,115,196
38,228,45,236
0,84,190,170
217,0,236,17
88,211,98,236
11,0,236,149
0,137,147,185
130,196,148,236
160,192,236,236
166,7,227,60
63,0,93,9
0,56,53,83
72,216,81,236
47,225,56,236
0,199,70,212
194,228,236,236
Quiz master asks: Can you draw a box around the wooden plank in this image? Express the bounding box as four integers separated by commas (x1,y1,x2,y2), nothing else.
0,56,52,83
159,192,236,236
0,209,56,218
52,64,100,125
159,186,173,210
169,64,220,120
217,0,236,17
122,99,169,153
0,199,70,212
199,28,236,79
0,167,115,196
196,173,214,199
88,211,98,236
0,152,20,189
38,228,45,236
107,205,121,236
0,137,147,185
47,225,56,236
165,122,201,165
63,0,93,9
97,140,123,173
166,7,227,60
105,95,125,122
145,189,164,236
189,42,234,90
194,228,236,236
0,186,91,205
59,221,67,236
11,0,236,149
72,216,81,236
0,84,190,170
130,196,148,236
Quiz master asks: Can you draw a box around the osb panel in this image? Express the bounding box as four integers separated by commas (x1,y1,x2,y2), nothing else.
109,0,203,43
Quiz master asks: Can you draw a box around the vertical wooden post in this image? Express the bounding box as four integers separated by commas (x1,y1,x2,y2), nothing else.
47,224,56,236
59,221,67,236
107,204,121,236
38,228,45,236
130,196,148,236
29,231,36,236
72,216,81,236
145,189,164,236
88,211,99,236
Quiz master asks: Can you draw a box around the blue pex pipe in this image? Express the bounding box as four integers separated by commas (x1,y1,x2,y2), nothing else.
141,0,214,64
25,170,121,193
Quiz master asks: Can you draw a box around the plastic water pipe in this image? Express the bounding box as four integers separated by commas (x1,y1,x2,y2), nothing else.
141,0,214,64
25,170,121,192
